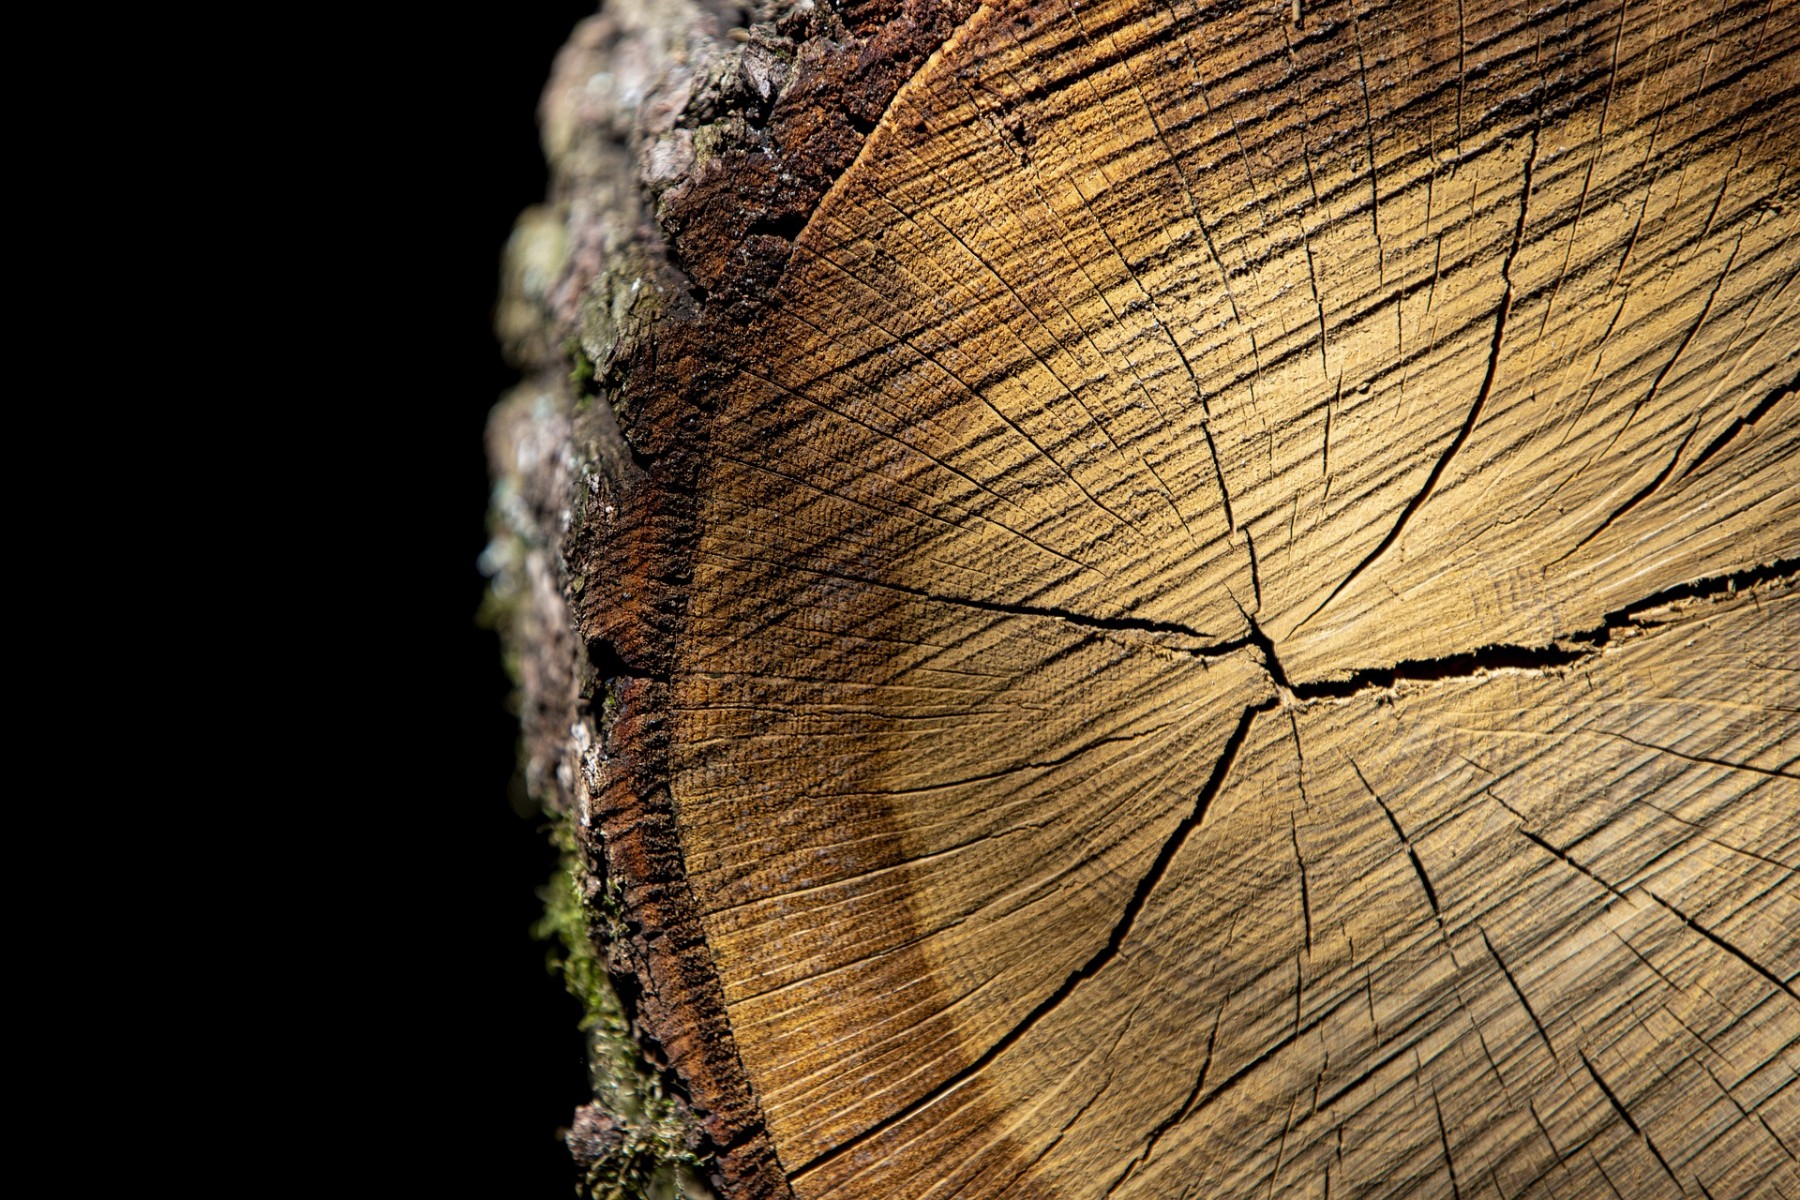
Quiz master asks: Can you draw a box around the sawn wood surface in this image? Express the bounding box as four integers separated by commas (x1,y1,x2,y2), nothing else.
564,1,1799,1196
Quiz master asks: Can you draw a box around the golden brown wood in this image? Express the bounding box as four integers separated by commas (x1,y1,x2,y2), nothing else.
530,0,1799,1196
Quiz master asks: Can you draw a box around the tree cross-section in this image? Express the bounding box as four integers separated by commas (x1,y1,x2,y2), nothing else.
502,0,1800,1196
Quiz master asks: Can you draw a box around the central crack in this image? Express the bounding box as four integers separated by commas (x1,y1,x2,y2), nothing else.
1238,556,1795,705
787,559,1793,1185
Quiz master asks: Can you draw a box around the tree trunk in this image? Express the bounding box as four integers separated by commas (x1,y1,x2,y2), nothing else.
491,1,1798,1197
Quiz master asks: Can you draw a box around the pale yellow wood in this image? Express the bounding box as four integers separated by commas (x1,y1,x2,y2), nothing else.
934,582,1794,1200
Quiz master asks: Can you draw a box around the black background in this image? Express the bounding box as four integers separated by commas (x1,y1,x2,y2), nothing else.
427,4,611,1194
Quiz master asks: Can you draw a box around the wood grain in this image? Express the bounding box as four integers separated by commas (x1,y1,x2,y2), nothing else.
570,0,1799,1195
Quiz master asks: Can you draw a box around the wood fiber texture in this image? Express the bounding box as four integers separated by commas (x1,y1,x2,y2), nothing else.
574,0,1800,1196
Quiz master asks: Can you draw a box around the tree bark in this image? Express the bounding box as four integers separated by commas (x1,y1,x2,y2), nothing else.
491,1,1799,1197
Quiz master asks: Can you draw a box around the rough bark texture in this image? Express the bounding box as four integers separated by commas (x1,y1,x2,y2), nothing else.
492,1,1798,1197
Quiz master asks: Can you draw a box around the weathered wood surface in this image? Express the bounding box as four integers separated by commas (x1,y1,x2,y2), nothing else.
512,0,1800,1196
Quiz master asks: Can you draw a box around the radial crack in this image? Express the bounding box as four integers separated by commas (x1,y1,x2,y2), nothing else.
1286,557,1797,701
1478,927,1559,1062
1642,889,1797,999
803,572,1226,642
1291,114,1542,637
1679,368,1798,481
1104,1005,1224,1196
1581,1052,1683,1188
1347,758,1441,916
1430,1087,1464,1200
792,704,1262,1181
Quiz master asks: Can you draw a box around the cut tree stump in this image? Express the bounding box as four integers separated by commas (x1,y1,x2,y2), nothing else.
491,1,1798,1197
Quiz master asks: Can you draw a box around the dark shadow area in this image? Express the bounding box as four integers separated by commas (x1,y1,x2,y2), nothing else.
423,4,611,1195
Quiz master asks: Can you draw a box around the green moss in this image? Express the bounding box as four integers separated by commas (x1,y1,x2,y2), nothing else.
536,851,614,1032
537,836,708,1200
567,338,599,394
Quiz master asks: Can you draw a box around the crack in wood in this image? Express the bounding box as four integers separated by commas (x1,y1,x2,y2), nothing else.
1290,814,1313,957
545,2,1800,1191
1101,1004,1222,1197
1580,1051,1684,1189
1489,789,1630,901
1291,107,1543,636
1477,927,1560,1063
1280,556,1797,700
791,702,1261,1182
1589,728,1799,780
1678,367,1798,481
1640,888,1797,1000
1565,413,1703,555
1430,1086,1465,1200
1347,757,1442,916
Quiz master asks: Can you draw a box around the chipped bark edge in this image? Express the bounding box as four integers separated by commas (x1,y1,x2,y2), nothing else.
488,2,763,1196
